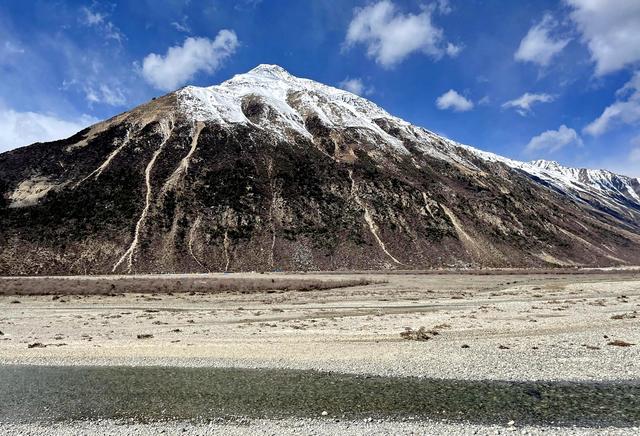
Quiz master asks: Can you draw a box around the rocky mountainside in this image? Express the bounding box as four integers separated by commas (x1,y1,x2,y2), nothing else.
526,160,640,221
1,64,639,274
463,151,640,227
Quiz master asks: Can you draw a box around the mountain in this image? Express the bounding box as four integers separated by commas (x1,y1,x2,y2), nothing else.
1,64,639,275
526,160,640,222
462,151,640,226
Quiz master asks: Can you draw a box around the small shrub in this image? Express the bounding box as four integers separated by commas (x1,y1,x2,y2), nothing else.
28,342,46,348
400,327,431,341
611,312,637,320
607,339,634,347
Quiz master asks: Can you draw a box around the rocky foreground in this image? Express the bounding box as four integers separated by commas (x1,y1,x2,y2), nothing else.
1,272,639,434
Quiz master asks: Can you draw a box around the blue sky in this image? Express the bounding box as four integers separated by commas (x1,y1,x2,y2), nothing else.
1,0,639,176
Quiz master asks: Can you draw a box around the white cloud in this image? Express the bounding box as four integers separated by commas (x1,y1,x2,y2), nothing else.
525,125,582,154
436,0,452,15
61,75,127,107
584,71,640,136
80,6,125,44
630,146,640,163
0,107,98,152
566,0,640,75
436,89,474,112
85,84,127,107
343,1,453,68
514,14,570,66
478,95,491,105
57,42,131,107
338,77,372,96
235,0,263,11
81,7,106,26
0,40,25,70
171,16,191,33
502,92,555,116
446,42,463,57
2,41,25,55
141,30,239,91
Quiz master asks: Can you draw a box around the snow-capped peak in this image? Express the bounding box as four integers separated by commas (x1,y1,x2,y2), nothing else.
176,64,409,150
246,63,294,80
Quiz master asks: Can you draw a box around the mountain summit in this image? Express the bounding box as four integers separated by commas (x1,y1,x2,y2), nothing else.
1,65,639,274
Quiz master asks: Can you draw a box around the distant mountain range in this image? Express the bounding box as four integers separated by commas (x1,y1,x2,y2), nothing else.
1,64,639,274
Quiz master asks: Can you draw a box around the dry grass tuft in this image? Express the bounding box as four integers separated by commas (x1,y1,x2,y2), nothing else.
400,327,432,341
611,312,637,320
607,339,634,347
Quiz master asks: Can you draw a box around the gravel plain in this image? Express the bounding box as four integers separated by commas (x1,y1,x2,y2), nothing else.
1,271,639,434
1,272,639,381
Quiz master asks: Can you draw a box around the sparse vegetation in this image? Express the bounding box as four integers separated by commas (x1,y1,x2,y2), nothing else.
607,340,634,347
27,342,46,348
0,276,381,296
611,312,637,320
400,327,433,341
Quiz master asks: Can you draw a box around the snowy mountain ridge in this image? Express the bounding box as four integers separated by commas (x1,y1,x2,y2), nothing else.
529,159,640,201
178,64,640,220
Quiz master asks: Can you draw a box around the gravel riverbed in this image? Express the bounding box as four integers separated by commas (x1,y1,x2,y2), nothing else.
2,418,639,436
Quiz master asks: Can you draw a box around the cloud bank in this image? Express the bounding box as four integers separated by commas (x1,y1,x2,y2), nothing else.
436,89,473,112
525,125,582,154
584,72,640,136
142,30,239,91
566,0,640,75
344,1,454,68
515,14,570,67
502,92,554,116
0,107,97,152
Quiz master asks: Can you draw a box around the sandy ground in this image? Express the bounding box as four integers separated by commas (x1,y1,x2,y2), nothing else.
1,272,639,381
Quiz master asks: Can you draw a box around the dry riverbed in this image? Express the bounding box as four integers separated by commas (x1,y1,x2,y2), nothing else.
1,271,639,381
1,271,639,434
